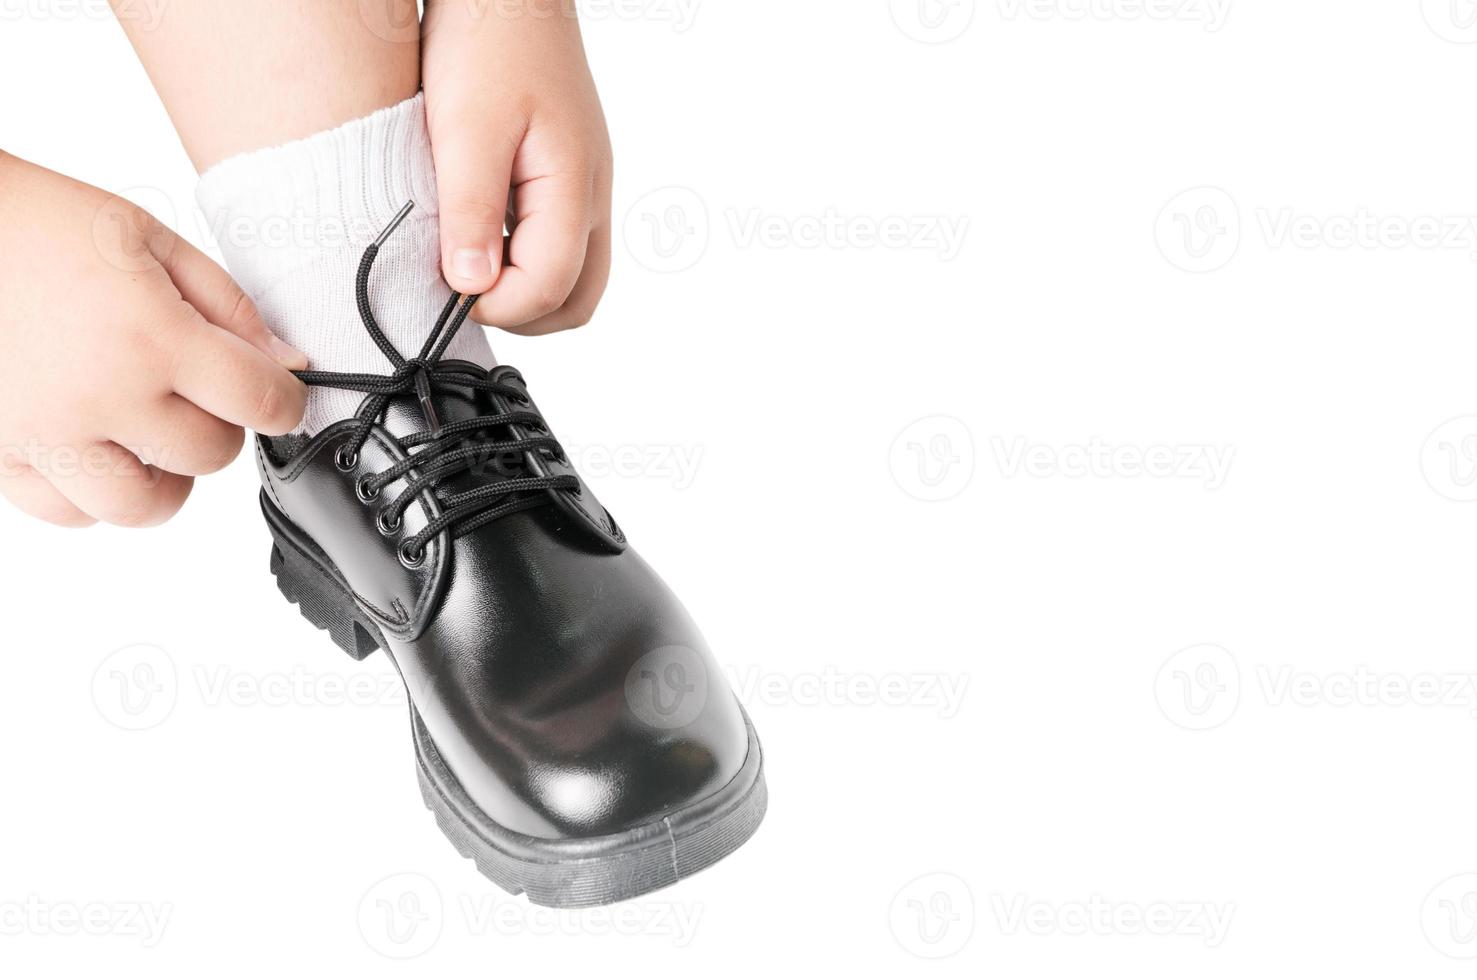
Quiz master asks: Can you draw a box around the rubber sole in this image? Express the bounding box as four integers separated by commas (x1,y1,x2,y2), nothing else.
262,494,768,907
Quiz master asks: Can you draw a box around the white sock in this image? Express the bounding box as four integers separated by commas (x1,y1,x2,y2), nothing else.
195,93,494,436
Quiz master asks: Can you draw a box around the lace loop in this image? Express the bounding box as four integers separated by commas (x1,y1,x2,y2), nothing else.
292,203,578,558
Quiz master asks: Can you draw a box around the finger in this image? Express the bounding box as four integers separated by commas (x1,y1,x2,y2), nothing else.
429,97,526,295
109,394,245,477
471,171,592,328
44,442,192,528
0,464,96,528
163,303,307,436
505,224,611,336
147,225,307,370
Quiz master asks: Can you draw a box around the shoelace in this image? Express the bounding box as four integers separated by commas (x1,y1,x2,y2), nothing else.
293,203,579,566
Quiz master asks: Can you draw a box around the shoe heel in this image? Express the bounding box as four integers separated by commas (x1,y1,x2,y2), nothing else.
268,535,382,662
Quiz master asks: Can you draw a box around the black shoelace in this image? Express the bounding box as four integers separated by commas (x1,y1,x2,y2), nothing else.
293,203,579,566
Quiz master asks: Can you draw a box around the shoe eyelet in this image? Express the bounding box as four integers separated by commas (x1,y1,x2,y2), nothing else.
355,477,380,503
398,541,425,569
377,510,403,535
334,447,358,472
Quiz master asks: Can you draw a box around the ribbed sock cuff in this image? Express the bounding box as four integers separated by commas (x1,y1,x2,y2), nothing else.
196,93,440,280
195,93,493,435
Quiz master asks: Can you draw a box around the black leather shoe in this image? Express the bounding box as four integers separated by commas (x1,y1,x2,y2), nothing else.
254,204,766,907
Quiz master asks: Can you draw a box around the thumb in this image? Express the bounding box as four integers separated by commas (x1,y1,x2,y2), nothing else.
430,102,523,295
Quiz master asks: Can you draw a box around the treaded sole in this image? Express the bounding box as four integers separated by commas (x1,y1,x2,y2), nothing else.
262,492,768,907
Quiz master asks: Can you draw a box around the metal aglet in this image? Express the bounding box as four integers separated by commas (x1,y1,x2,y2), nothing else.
374,201,416,247
413,366,442,437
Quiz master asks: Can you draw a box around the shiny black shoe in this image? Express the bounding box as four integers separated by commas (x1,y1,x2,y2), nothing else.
254,204,766,907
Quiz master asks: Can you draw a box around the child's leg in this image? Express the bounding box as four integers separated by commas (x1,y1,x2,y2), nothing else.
111,0,420,171
112,0,491,434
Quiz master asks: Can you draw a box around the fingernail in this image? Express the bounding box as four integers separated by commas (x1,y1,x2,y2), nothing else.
451,247,493,284
268,335,309,370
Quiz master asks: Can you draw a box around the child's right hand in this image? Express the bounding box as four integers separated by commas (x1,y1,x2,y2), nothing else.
0,153,308,528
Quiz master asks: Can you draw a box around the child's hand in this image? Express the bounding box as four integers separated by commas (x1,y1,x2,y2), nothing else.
422,0,613,335
0,154,308,528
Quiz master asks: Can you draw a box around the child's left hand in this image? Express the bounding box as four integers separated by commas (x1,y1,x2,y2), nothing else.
422,0,613,336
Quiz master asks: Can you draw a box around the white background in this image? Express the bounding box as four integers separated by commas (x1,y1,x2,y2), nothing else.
5,0,1477,974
